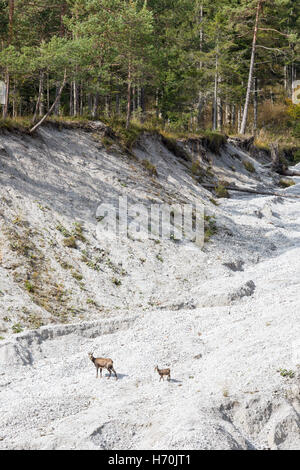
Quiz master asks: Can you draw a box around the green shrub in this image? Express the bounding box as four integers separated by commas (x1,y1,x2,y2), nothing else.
204,215,218,242
160,135,190,161
25,280,35,293
243,161,255,173
293,150,300,164
279,179,295,188
215,184,230,199
63,236,77,248
71,271,83,281
105,117,142,151
73,222,86,242
142,159,158,177
209,198,219,206
56,224,71,237
202,131,227,154
292,121,300,139
102,136,114,149
12,323,23,334
278,368,295,378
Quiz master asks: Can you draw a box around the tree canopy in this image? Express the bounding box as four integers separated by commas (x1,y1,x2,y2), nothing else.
0,0,299,136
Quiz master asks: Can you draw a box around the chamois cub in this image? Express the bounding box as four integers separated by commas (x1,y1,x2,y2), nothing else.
88,352,118,380
155,365,171,382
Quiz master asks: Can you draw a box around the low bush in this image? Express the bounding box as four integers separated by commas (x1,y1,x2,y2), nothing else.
279,179,295,188
243,161,255,173
215,184,230,199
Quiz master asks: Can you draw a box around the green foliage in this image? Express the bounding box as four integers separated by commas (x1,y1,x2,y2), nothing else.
112,277,122,286
71,271,83,281
215,184,230,199
209,198,219,206
56,224,71,238
204,215,218,242
142,159,157,177
278,368,295,379
279,179,295,188
63,236,77,249
24,280,35,293
0,0,298,141
12,323,23,334
294,150,300,164
243,161,255,173
202,132,227,154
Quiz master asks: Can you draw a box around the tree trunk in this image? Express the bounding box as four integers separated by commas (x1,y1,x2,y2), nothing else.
240,0,263,135
73,80,79,116
80,82,83,115
253,77,258,134
231,104,236,130
54,83,61,115
32,72,45,122
30,70,67,134
156,90,159,119
115,92,120,115
39,73,44,116
3,0,14,118
3,71,10,119
197,3,204,126
69,82,73,115
92,92,99,118
12,80,16,118
202,183,300,199
141,86,146,122
212,57,218,131
47,74,50,111
126,64,132,129
284,65,288,94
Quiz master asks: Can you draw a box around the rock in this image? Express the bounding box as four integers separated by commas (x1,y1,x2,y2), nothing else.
223,260,245,272
229,280,256,302
268,413,300,450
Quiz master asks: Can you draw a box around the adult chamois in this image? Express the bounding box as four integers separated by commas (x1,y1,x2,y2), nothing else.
154,365,171,382
88,352,118,380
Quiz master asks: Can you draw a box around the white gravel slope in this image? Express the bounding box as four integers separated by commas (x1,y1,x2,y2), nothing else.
0,128,299,450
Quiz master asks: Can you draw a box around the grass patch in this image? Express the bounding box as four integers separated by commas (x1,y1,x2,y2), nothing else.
279,179,295,188
12,323,23,334
293,150,300,164
202,131,227,154
101,136,115,149
72,222,86,242
278,368,295,379
215,184,230,199
191,160,203,176
243,161,255,173
142,159,158,177
86,298,98,306
56,224,71,237
104,117,143,152
71,271,83,281
81,250,102,271
0,116,32,133
160,134,190,161
112,277,122,286
204,215,218,242
4,221,72,323
63,236,77,249
24,280,35,293
209,198,219,206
